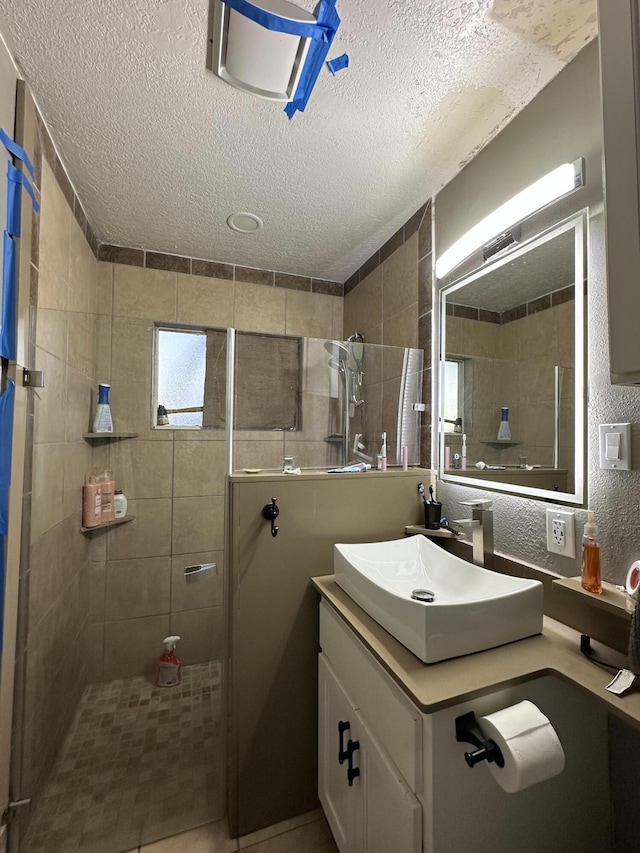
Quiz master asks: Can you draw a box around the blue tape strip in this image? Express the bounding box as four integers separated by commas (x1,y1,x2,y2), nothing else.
0,233,16,360
7,166,21,238
327,53,348,75
0,127,35,180
0,378,15,537
285,0,340,118
8,163,39,215
221,0,332,40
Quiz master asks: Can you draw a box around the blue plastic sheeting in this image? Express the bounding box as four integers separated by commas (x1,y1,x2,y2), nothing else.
0,232,15,361
0,379,15,537
0,127,35,179
285,0,340,118
327,52,348,75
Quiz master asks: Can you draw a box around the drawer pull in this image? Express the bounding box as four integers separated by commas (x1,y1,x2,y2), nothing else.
347,739,360,786
338,720,351,764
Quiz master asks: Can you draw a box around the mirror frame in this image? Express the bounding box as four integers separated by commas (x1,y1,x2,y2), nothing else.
437,210,586,504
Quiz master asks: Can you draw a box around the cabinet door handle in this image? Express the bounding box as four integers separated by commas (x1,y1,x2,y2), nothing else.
347,739,360,786
338,720,350,764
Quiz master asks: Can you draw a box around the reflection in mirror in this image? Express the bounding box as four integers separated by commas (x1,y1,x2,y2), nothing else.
439,211,585,503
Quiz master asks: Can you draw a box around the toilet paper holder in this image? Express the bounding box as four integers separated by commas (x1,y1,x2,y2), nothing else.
455,711,505,768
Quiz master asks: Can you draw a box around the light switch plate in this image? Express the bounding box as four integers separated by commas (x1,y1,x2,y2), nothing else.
599,422,631,470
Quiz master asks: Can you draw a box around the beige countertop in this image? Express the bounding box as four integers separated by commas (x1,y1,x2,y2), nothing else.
312,575,640,731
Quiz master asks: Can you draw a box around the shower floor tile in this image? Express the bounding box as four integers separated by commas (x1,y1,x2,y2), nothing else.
22,661,224,853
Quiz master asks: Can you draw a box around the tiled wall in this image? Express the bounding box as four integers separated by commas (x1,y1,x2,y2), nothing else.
445,299,575,482
87,262,344,682
24,149,101,796
343,202,433,464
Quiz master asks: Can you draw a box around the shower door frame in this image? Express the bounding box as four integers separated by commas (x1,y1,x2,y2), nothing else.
0,79,33,853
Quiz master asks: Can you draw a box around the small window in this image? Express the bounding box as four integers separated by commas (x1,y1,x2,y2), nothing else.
154,326,302,431
156,328,207,427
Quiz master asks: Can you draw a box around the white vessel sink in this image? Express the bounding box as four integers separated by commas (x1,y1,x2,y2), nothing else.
334,535,543,664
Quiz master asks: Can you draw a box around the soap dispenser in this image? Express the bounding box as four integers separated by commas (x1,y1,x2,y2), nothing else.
581,511,602,595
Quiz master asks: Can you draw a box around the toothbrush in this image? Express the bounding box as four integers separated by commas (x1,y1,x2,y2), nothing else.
428,485,435,503
417,482,428,504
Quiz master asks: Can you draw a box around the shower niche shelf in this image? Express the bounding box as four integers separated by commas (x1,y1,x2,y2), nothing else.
81,515,135,535
479,439,522,447
83,432,139,441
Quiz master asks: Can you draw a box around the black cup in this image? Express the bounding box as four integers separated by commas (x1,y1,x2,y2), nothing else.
423,501,442,530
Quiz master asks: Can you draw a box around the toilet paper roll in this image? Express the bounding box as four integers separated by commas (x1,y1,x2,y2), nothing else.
479,700,565,793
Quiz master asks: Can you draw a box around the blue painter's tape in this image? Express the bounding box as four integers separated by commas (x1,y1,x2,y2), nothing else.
285,0,340,118
327,52,348,75
8,163,39,215
222,0,331,41
0,378,15,537
0,127,35,180
0,232,16,361
7,166,21,238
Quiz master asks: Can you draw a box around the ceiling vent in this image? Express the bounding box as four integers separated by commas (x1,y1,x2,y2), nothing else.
208,0,316,102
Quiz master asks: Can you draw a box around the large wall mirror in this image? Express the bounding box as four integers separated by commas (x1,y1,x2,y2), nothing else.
438,210,586,504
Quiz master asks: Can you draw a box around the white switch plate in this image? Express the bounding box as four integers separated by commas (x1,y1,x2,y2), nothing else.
598,422,631,470
546,509,576,558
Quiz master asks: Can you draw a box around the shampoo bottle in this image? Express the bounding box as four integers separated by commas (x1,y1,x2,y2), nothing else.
114,489,128,519
82,476,102,528
93,383,114,433
99,471,116,522
157,636,182,687
581,510,602,595
497,406,511,441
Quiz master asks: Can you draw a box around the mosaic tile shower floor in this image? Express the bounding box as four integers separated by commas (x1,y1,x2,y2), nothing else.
22,661,224,853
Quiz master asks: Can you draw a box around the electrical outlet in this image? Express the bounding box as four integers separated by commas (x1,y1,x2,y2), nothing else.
552,518,565,547
546,509,576,558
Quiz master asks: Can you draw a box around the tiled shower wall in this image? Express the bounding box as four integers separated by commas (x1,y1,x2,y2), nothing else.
86,262,344,682
343,202,433,464
23,141,102,795
445,300,576,477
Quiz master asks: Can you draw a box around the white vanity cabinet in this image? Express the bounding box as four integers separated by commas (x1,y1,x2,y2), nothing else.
318,597,613,853
319,655,422,853
319,601,423,853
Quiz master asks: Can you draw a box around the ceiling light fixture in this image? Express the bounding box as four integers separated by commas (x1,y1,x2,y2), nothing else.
208,0,341,118
435,159,584,279
227,212,264,233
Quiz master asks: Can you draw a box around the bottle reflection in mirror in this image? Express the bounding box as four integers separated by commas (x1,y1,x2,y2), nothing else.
497,406,511,441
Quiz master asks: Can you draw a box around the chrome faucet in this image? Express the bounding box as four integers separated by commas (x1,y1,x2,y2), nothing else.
454,500,494,568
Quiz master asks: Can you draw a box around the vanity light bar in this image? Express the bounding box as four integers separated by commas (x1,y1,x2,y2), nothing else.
435,159,584,279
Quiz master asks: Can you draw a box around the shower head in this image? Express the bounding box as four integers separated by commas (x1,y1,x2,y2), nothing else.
324,340,350,362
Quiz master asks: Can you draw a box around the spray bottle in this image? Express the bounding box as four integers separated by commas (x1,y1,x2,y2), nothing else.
157,636,182,687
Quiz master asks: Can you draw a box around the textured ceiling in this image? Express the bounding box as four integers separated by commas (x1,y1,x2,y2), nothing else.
0,0,597,282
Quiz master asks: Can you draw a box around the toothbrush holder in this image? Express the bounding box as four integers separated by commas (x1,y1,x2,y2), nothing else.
424,502,443,530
